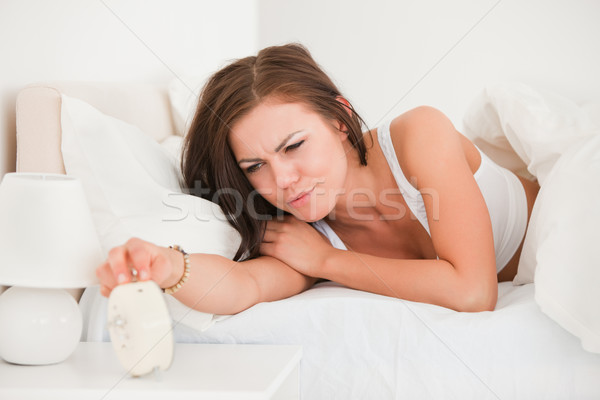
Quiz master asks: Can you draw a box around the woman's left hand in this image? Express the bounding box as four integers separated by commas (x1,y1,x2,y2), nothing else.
259,215,332,278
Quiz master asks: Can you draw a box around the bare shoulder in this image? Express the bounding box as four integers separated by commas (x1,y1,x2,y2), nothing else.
388,106,463,183
391,105,453,127
389,106,458,146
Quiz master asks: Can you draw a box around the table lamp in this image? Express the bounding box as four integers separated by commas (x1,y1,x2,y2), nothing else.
0,173,104,365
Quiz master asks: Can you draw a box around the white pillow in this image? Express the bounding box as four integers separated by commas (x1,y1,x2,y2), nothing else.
60,95,241,333
531,134,600,353
463,82,599,185
463,83,600,284
168,76,207,136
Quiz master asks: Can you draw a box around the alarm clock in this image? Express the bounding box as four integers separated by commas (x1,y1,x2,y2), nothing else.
107,280,173,377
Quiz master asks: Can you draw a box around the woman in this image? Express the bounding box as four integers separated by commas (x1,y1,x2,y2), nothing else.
96,43,539,313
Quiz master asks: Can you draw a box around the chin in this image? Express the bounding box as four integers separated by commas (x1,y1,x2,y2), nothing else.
300,215,321,223
289,206,331,223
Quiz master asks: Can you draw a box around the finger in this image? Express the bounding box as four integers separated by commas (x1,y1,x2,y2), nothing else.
107,246,133,285
259,242,274,257
96,261,117,289
99,285,111,298
262,229,278,243
266,219,287,230
287,214,305,227
127,238,173,285
126,239,152,281
284,214,297,222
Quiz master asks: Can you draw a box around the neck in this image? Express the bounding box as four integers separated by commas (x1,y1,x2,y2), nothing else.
326,127,401,231
327,143,383,230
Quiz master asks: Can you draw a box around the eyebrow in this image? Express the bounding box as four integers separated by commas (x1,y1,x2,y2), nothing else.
237,130,304,164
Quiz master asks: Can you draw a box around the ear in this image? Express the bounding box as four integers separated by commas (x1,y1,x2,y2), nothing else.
336,96,353,117
335,96,352,140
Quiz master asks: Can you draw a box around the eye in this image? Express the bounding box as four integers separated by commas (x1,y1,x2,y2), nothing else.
245,163,263,174
285,140,304,153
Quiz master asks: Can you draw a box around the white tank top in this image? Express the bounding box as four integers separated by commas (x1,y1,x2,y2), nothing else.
312,119,528,273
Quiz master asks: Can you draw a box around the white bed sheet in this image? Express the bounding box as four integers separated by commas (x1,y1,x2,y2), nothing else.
81,281,600,399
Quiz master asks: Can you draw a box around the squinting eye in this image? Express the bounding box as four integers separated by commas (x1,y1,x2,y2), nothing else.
285,140,304,152
246,163,263,174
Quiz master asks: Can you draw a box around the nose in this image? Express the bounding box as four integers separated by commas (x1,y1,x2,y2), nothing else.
273,160,299,190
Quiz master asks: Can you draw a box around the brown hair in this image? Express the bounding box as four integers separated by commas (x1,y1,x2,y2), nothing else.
182,43,369,261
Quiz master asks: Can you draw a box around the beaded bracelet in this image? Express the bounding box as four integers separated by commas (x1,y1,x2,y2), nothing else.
163,245,190,295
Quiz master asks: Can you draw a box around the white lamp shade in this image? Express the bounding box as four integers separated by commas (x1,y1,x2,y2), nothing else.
0,173,104,288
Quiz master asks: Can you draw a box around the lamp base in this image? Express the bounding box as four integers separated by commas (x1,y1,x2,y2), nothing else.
0,287,82,365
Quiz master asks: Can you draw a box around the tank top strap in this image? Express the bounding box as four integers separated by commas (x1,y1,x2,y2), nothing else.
377,119,431,235
311,220,347,251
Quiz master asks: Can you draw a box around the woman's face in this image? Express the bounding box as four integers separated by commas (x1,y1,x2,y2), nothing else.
229,99,349,222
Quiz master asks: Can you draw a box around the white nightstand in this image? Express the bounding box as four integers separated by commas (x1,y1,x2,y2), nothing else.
0,342,302,399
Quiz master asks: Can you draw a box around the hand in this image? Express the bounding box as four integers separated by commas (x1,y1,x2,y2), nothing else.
259,215,332,278
96,237,182,297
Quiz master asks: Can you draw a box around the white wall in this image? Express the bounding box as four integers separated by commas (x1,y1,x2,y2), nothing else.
3,0,598,181
0,0,258,177
258,0,600,129
5,0,597,179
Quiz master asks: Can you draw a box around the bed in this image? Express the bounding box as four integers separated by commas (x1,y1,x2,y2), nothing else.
15,81,600,399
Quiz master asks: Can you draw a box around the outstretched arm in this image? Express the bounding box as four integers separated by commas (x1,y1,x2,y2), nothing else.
96,237,318,315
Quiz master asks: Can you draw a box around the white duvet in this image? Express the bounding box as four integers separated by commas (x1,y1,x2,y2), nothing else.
463,82,600,355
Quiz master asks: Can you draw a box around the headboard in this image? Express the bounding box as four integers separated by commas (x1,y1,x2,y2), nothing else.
15,82,177,175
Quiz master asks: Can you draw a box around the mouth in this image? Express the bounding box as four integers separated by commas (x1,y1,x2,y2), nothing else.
287,187,315,208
